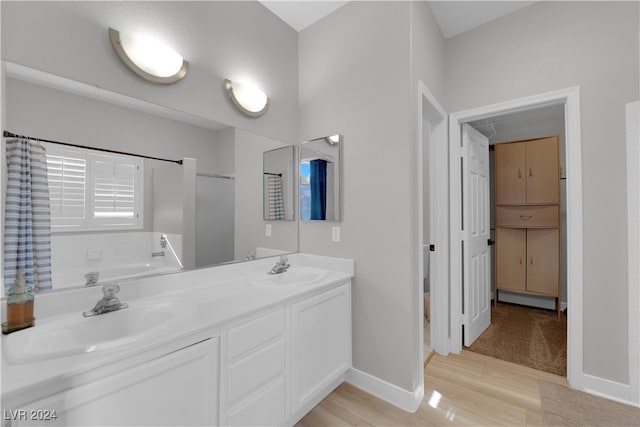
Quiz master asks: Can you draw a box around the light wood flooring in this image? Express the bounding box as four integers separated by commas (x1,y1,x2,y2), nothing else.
296,350,568,426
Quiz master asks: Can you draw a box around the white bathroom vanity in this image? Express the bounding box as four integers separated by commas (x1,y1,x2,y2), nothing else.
1,254,353,426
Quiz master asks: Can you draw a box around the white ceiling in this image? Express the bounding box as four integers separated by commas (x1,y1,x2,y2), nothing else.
259,1,536,37
468,103,565,141
259,1,350,32
427,1,536,39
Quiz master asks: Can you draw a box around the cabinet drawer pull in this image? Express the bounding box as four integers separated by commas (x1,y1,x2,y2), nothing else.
519,215,533,220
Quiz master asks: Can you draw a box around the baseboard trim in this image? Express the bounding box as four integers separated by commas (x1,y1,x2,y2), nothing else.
581,373,638,407
346,368,423,413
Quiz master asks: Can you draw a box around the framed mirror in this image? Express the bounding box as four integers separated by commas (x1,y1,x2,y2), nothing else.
263,146,295,221
299,134,342,222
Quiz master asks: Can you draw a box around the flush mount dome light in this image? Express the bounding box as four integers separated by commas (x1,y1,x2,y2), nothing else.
225,79,270,118
108,27,188,84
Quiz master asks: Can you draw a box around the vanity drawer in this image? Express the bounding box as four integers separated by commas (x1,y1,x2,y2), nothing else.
496,205,559,228
227,377,286,426
227,337,286,404
227,309,285,360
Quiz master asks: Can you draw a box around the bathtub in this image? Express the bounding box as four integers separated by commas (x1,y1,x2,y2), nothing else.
46,231,183,291
52,260,183,289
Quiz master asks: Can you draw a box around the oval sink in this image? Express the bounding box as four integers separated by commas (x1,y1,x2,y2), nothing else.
250,267,328,287
3,300,193,364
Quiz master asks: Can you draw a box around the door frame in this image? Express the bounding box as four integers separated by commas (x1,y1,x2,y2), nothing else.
448,86,583,388
416,80,449,373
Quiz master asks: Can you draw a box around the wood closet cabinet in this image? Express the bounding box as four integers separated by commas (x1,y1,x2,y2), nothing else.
495,136,560,205
494,136,561,314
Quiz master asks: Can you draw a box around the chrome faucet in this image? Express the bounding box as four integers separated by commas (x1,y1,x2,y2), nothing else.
268,255,290,275
152,251,165,257
83,284,129,317
84,271,100,286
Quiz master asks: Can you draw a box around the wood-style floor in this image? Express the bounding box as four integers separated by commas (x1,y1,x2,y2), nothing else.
296,350,568,426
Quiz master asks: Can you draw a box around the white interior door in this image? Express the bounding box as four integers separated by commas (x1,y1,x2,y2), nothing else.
462,124,491,346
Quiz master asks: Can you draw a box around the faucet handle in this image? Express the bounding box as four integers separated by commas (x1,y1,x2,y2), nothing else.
102,284,120,299
279,255,288,265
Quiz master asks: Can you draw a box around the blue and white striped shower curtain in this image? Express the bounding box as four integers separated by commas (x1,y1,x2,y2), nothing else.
266,175,285,220
4,139,53,292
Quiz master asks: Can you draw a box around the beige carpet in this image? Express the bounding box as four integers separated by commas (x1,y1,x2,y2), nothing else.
465,302,567,376
540,380,640,426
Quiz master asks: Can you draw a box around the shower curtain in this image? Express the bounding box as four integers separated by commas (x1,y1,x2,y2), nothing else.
310,159,327,220
266,174,285,220
4,139,53,292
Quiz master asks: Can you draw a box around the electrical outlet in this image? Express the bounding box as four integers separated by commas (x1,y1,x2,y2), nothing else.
332,226,341,242
266,223,272,237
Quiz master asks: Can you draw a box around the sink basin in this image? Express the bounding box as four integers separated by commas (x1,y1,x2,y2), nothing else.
250,267,328,287
3,299,193,364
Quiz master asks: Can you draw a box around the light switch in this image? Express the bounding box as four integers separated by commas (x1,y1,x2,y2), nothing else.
266,223,272,237
332,226,341,242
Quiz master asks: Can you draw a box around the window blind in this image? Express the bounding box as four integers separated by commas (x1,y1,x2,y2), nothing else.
43,142,143,231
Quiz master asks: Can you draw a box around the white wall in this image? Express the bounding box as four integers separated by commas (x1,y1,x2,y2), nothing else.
299,1,444,395
444,1,639,384
626,101,640,404
0,1,299,144
6,78,222,175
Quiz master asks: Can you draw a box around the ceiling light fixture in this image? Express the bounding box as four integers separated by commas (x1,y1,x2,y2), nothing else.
108,27,188,84
225,79,270,118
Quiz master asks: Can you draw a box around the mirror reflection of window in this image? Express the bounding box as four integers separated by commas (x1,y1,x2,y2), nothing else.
44,143,144,231
300,162,311,220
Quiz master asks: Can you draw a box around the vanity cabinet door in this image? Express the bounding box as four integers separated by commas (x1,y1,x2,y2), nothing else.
291,284,351,418
219,308,288,427
11,338,219,427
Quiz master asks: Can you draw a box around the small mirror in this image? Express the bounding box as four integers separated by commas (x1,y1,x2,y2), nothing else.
263,146,296,221
300,134,342,222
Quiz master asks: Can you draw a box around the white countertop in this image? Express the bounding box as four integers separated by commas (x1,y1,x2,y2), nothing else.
1,254,354,404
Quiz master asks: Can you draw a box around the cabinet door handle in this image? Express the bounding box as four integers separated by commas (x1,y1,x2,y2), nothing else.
519,257,522,265
518,168,521,178
530,257,534,265
520,215,533,220
529,168,533,177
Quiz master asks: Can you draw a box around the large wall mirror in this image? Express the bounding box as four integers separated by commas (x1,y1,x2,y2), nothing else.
2,63,298,295
300,134,342,222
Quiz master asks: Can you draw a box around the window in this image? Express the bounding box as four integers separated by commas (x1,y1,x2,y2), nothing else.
44,142,143,231
300,161,311,220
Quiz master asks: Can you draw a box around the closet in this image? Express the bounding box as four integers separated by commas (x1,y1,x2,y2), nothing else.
494,135,561,316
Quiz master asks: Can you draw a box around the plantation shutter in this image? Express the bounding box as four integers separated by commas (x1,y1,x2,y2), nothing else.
46,148,87,223
43,142,143,231
92,158,136,219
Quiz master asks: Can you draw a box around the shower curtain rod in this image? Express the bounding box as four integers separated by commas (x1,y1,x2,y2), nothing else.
3,130,183,165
